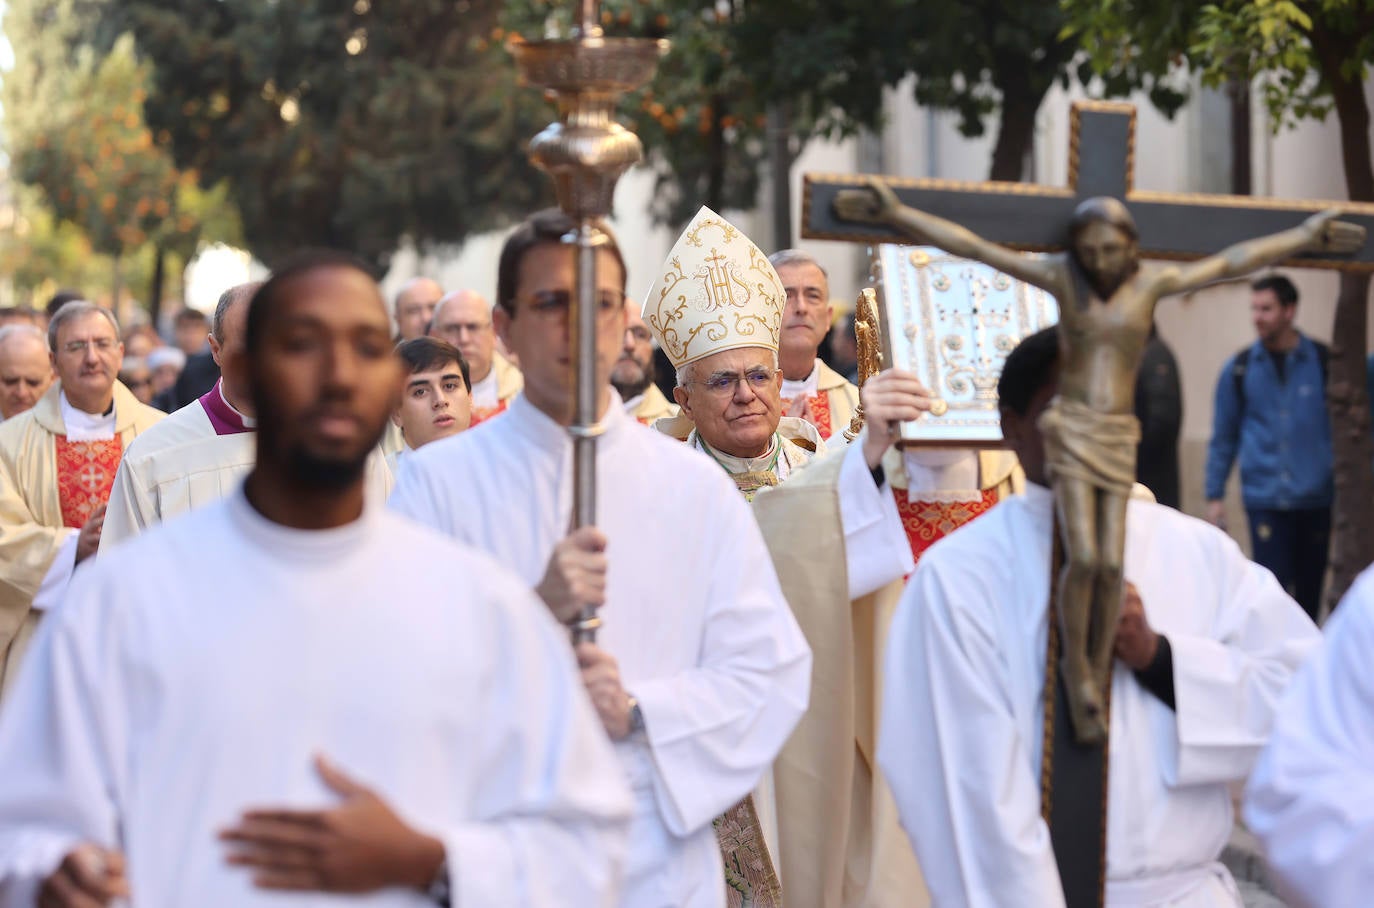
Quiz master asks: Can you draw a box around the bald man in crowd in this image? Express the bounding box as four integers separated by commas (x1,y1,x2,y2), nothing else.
429,289,522,424
0,325,53,424
393,276,444,342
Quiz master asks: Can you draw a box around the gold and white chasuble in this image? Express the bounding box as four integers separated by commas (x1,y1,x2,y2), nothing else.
0,381,163,692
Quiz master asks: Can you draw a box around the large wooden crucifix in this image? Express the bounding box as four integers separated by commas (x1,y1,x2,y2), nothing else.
802,99,1372,908
803,99,1374,270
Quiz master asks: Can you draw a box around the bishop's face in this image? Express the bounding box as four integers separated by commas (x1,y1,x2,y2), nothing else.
673,347,783,459
1072,221,1138,299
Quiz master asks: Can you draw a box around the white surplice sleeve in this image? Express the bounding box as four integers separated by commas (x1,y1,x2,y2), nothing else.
837,440,914,600
442,577,632,907
631,490,812,837
0,572,125,902
1163,532,1320,788
98,456,153,552
1243,568,1374,908
386,452,448,531
29,531,77,612
878,553,1066,908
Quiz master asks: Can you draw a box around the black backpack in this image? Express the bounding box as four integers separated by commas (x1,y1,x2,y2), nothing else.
1231,340,1329,412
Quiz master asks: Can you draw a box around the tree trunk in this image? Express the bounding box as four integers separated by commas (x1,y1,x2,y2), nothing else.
767,101,795,249
148,245,166,327
988,61,1058,182
706,94,726,212
988,94,1038,182
1310,19,1374,612
111,252,123,313
1227,76,1252,196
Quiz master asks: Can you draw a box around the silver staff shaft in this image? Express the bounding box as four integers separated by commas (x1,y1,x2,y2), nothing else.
568,222,604,644
511,2,667,646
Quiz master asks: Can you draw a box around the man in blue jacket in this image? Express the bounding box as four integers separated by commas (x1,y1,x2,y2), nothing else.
1205,274,1332,621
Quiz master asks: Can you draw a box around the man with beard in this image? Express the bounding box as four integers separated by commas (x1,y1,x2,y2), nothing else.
429,289,522,425
610,296,676,425
0,251,632,906
1205,275,1332,620
100,283,392,550
0,301,162,692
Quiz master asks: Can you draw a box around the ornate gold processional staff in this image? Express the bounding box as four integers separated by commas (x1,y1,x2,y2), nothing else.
842,288,882,442
511,2,667,643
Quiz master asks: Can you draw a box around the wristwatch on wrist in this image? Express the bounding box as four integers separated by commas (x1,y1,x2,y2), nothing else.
626,695,645,737
426,856,451,907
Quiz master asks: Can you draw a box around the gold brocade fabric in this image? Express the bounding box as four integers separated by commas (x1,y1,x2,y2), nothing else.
715,795,784,908
731,471,779,502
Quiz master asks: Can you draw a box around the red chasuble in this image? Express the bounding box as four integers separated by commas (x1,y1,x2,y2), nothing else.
785,392,833,439
469,399,509,426
894,487,999,565
54,436,123,528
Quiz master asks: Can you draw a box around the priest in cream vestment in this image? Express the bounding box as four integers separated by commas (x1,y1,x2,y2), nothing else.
0,302,163,693
645,209,933,908
768,249,860,441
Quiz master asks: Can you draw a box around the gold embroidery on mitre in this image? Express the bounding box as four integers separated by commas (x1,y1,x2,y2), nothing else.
644,207,784,369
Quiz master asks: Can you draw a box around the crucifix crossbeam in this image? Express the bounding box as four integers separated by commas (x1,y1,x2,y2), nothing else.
803,100,1374,272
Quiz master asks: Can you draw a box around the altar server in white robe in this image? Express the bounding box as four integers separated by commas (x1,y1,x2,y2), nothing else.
879,326,1319,908
101,282,392,549
390,209,813,908
0,251,631,907
1244,565,1374,908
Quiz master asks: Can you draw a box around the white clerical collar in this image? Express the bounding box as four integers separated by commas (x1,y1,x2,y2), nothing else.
59,391,116,441
507,389,628,455
227,483,377,562
902,449,982,504
622,393,645,414
470,365,499,409
217,381,257,429
695,432,800,484
780,359,821,399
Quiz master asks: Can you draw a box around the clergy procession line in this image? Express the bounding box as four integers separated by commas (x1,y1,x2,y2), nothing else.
0,205,1365,907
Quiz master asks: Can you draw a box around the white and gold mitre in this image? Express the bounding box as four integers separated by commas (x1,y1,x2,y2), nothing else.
642,206,784,369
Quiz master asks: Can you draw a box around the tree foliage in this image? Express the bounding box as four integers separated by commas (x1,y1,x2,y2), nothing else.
504,0,1179,230
727,0,1124,181
2,0,230,307
103,0,555,269
501,0,773,226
